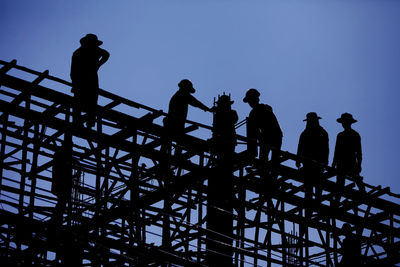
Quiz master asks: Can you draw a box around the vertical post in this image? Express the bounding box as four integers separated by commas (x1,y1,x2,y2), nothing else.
326,220,331,266
19,94,31,214
197,155,204,264
299,209,304,266
93,116,104,266
267,211,272,267
185,188,192,258
0,60,16,196
253,207,261,266
162,145,172,256
305,226,309,267
238,167,245,267
130,130,141,246
281,202,287,267
332,219,338,266
28,123,40,219
0,113,9,195
206,139,234,265
388,212,394,264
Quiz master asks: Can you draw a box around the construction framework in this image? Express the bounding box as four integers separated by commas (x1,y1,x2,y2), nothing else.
0,59,399,266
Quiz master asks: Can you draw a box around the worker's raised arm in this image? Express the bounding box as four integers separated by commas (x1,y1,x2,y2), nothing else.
97,48,110,69
188,94,211,112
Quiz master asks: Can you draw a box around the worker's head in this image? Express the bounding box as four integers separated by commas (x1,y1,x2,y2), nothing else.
178,79,195,93
216,94,234,109
337,113,357,130
80,33,103,47
243,88,260,108
303,112,321,127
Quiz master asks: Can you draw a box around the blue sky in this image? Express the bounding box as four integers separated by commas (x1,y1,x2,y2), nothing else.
1,0,400,199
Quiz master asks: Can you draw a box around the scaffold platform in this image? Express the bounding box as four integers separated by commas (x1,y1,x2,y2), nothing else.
0,59,399,266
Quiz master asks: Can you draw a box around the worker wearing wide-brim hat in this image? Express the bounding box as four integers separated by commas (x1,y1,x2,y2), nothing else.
296,112,329,221
332,113,361,173
296,112,329,169
70,33,110,128
164,79,211,137
212,94,238,152
243,88,282,165
332,112,365,202
79,33,103,46
336,112,358,124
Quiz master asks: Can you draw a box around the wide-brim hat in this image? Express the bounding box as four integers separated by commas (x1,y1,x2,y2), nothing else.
217,95,234,105
303,112,322,121
178,79,195,93
80,33,103,46
243,88,260,103
337,113,357,124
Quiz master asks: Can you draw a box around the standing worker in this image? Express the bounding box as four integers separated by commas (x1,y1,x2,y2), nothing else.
296,112,329,219
161,79,211,249
70,33,109,128
212,94,238,154
332,113,365,208
163,79,211,145
243,88,283,171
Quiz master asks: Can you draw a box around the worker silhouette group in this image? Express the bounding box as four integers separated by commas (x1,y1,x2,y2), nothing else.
63,33,366,265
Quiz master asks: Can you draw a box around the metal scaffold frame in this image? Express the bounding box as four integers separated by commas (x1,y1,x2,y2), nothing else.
0,59,399,266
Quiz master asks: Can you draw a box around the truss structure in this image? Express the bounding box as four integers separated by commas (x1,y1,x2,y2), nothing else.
0,59,399,266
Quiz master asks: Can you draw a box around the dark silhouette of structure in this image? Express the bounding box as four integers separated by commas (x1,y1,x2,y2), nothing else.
207,94,238,266
51,132,74,225
70,33,109,128
296,112,329,219
211,94,238,153
338,223,362,266
1,59,400,266
332,113,365,208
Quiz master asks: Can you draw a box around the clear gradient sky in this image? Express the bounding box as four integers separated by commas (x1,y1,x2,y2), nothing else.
1,0,400,201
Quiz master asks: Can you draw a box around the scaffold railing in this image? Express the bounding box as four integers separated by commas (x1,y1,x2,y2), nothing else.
0,59,399,266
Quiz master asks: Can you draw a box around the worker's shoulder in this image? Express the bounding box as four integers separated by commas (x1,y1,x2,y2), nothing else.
260,103,273,111
338,129,360,139
319,126,329,135
253,103,273,113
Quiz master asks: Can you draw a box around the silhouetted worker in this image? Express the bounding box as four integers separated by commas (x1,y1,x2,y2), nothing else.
332,113,365,207
212,94,238,154
296,112,329,216
338,223,362,266
51,134,74,225
163,79,211,151
161,79,211,249
243,88,283,171
70,33,109,128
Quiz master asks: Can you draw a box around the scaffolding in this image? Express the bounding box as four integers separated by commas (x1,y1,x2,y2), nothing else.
0,59,399,266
